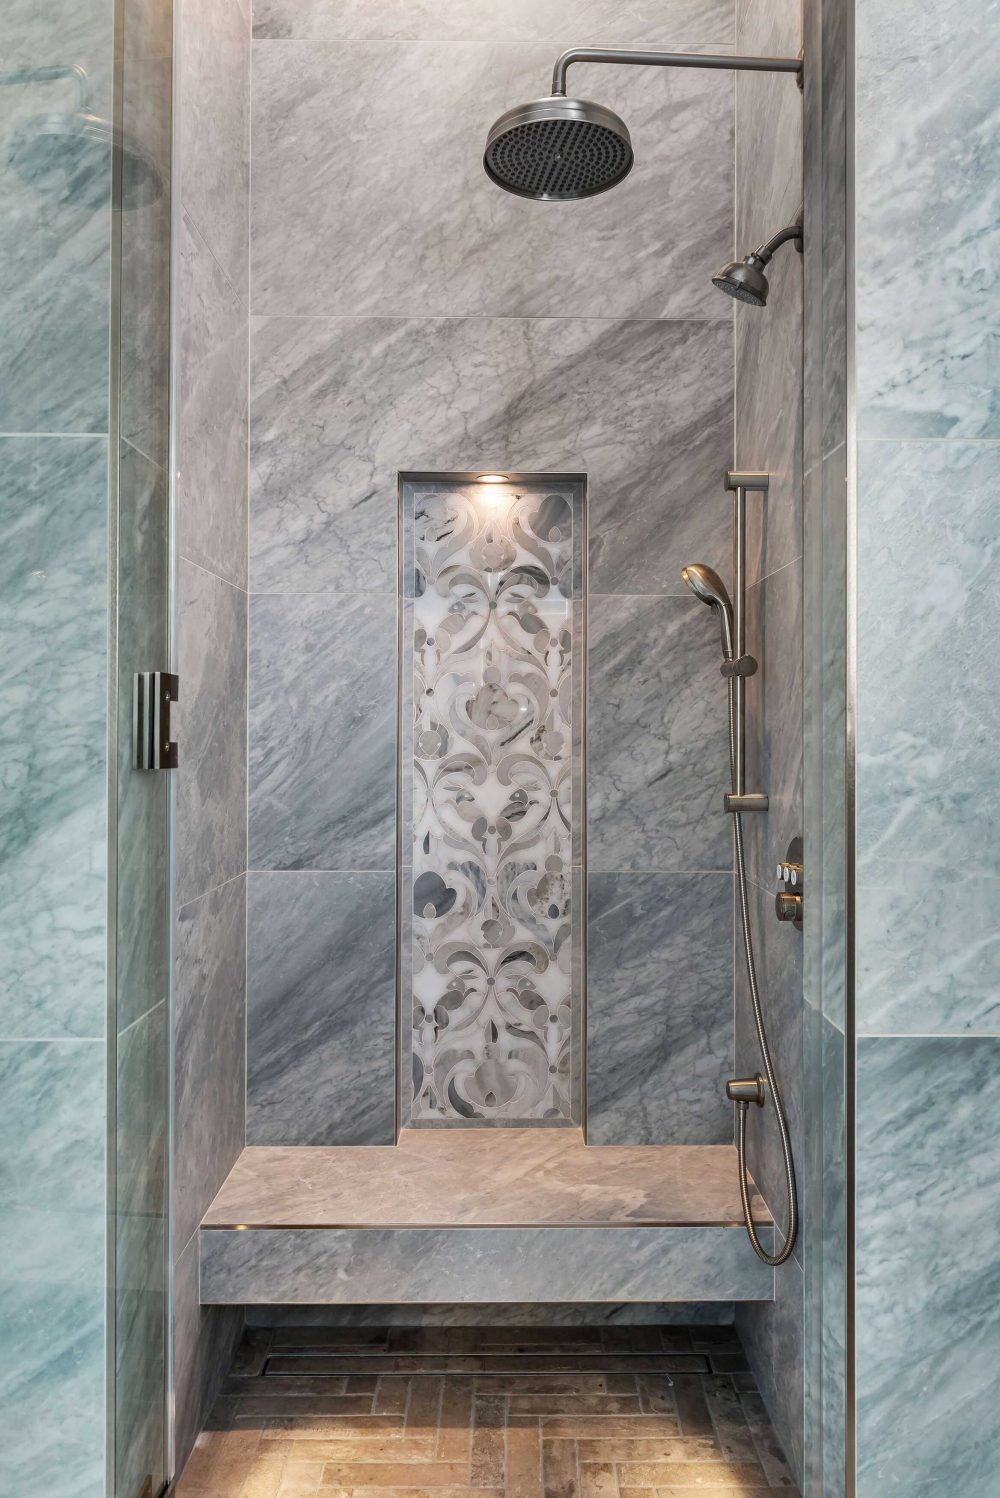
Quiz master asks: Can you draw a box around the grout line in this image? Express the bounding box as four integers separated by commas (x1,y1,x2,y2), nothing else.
176,868,247,915
178,551,250,594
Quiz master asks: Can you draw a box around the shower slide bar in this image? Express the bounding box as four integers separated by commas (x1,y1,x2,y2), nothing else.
723,470,769,815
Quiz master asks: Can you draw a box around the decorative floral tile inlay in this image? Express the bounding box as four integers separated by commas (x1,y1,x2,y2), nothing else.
402,478,583,1123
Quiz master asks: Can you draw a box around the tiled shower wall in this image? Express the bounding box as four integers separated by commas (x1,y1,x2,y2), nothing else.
730,0,806,1482
852,0,999,1491
246,0,740,1144
170,0,251,1469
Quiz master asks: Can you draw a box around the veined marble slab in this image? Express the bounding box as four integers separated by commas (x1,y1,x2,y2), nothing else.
200,1222,774,1305
202,1130,769,1229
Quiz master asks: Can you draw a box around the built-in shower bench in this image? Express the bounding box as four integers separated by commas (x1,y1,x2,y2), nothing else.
199,1129,774,1305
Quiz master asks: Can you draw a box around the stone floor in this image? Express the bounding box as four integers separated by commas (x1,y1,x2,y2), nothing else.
174,1326,799,1497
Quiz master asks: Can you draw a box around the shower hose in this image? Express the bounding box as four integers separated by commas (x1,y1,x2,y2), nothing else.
726,670,798,1267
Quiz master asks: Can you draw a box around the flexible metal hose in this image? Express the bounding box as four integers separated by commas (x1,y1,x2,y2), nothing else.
727,673,798,1266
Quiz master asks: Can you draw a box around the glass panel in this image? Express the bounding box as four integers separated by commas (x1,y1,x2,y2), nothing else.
110,0,172,1485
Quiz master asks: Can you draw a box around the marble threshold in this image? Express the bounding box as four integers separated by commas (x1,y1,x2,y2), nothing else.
199,1132,775,1306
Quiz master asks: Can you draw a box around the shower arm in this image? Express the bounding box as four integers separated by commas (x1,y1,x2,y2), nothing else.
550,48,803,97
752,219,804,264
0,64,92,113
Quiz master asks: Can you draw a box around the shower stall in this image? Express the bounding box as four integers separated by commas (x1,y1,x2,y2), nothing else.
5,0,994,1492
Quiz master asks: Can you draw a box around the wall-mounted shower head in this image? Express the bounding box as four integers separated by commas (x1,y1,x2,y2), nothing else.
712,213,803,307
682,562,734,658
484,95,633,201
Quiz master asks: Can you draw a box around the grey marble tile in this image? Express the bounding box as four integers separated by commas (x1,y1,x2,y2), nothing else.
0,51,111,434
0,1040,105,1497
743,557,803,891
734,875,802,1237
174,874,247,1254
735,1254,803,1487
818,0,848,464
858,858,1000,1038
174,559,247,907
115,442,171,1034
733,0,802,587
176,208,249,588
250,313,732,596
250,40,733,322
855,0,998,439
855,1037,1000,1498
817,1013,847,1498
118,0,172,467
815,444,848,1031
176,0,250,301
587,873,733,1144
856,440,1000,893
588,594,732,873
201,1222,774,1304
734,0,802,586
0,436,107,1040
247,871,395,1144
248,593,396,871
115,1004,169,1498
173,1231,244,1478
246,1301,735,1327
253,0,735,43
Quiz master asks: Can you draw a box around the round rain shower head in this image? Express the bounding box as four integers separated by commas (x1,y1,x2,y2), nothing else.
9,109,162,208
484,95,633,201
712,256,770,307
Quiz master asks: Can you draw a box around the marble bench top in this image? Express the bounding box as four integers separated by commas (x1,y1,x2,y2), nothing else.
202,1130,771,1230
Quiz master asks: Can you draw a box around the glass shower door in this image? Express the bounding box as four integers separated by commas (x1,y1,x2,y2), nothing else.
110,0,173,1487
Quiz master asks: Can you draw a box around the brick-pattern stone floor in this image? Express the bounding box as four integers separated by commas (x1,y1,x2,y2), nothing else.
174,1326,799,1497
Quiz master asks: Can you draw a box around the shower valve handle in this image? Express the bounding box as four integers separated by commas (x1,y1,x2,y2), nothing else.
721,653,758,678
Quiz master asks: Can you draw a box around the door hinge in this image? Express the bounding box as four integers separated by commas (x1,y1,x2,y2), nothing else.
133,671,178,770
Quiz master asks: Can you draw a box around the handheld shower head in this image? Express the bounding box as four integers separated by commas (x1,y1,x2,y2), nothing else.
682,563,734,658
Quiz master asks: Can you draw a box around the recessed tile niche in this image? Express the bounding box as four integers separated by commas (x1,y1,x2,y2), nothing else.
400,475,585,1126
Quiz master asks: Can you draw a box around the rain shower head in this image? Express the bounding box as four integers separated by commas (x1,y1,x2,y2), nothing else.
483,47,802,202
483,95,633,201
682,563,734,657
712,214,803,307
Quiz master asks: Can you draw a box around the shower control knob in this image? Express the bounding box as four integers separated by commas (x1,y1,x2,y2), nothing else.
775,890,803,926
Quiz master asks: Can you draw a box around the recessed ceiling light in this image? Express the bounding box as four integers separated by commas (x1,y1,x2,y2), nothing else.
476,472,508,484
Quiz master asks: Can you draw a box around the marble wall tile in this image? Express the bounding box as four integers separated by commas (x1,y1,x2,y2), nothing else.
250,41,733,322
856,440,1000,1033
174,559,247,907
817,1013,846,1498
247,871,395,1144
173,1231,244,1477
176,208,249,589
856,440,1000,872
588,594,732,874
0,1040,105,1498
115,1003,168,1498
0,436,107,1040
253,0,735,44
855,1037,1000,1497
736,1253,803,1487
855,0,998,439
742,557,803,891
174,874,247,1254
248,593,396,871
250,313,732,598
734,0,802,587
734,876,803,1236
176,0,250,300
0,44,111,435
246,1301,736,1328
201,1223,774,1304
587,873,733,1145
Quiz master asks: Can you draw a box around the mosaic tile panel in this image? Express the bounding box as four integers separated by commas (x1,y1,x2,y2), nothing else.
401,477,584,1125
